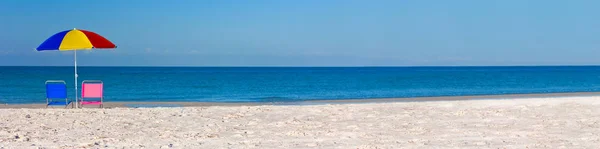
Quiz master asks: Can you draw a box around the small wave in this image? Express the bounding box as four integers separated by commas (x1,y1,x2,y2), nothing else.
124,104,183,108
250,96,295,102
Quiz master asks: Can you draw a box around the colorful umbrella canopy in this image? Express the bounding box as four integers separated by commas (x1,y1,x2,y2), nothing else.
36,28,116,108
37,28,116,51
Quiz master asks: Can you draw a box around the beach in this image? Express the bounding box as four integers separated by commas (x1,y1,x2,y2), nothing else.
0,96,599,148
4,0,599,147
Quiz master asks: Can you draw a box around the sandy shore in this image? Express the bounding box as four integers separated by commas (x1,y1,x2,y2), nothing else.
4,91,600,109
1,96,600,148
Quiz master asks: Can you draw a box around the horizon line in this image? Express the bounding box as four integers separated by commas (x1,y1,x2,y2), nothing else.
2,65,600,67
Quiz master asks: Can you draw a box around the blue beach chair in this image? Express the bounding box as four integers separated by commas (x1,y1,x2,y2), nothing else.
45,80,72,108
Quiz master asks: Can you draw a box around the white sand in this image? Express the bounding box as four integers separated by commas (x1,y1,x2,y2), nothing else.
1,97,600,148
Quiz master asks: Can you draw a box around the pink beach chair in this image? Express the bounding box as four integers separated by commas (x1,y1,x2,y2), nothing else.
80,80,104,108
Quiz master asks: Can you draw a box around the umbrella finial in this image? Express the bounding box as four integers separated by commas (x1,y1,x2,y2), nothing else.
73,28,77,30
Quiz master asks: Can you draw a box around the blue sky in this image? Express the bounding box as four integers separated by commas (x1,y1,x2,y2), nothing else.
1,0,599,66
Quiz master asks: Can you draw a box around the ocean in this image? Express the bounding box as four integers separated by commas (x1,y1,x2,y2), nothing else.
1,66,600,104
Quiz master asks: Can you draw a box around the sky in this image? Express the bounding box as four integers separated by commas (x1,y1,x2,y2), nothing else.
1,0,600,66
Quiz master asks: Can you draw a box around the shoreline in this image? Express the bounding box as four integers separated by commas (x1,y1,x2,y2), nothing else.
5,91,600,109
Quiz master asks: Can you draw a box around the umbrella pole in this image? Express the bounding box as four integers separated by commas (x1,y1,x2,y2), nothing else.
74,50,78,108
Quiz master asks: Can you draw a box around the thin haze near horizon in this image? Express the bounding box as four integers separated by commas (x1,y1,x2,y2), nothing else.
1,0,599,66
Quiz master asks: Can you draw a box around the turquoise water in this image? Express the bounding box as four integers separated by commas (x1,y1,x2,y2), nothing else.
2,66,600,104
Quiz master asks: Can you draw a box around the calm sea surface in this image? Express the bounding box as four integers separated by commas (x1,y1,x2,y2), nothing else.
1,66,600,104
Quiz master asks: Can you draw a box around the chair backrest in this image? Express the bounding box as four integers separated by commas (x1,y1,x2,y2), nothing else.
46,80,67,99
82,81,103,98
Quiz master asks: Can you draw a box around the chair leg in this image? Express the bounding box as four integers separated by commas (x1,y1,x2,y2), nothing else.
65,98,69,109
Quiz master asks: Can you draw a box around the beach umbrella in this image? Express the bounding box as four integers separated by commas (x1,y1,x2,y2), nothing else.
36,28,116,108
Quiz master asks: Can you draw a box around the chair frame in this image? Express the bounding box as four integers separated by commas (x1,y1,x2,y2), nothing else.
80,80,104,108
45,80,72,108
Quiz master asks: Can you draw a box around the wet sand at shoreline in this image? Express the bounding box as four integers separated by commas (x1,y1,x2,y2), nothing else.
3,92,600,109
